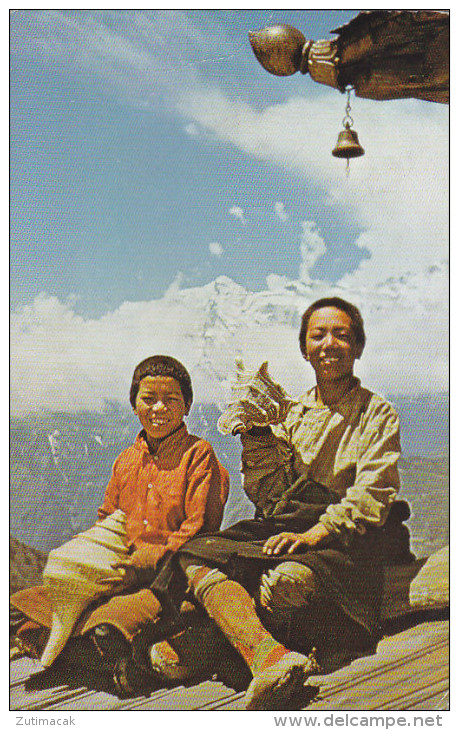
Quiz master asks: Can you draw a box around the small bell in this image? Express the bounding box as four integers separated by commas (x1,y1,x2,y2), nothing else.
332,123,365,160
332,88,365,174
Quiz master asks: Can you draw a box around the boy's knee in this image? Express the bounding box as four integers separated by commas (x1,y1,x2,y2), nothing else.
178,556,228,605
89,623,131,662
258,562,317,612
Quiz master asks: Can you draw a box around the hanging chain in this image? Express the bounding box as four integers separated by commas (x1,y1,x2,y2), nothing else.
342,87,354,129
345,88,355,176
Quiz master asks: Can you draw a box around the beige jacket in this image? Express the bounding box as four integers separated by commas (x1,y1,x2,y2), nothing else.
240,380,401,538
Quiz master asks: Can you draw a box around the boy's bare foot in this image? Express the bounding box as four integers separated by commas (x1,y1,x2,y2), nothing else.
245,650,319,711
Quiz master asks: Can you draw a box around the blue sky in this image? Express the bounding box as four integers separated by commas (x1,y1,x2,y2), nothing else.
10,9,449,413
11,9,364,315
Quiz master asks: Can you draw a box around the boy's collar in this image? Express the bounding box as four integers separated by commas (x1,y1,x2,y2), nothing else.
300,378,362,410
136,422,188,455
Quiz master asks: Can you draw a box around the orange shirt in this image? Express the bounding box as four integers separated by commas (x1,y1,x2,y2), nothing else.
98,424,229,568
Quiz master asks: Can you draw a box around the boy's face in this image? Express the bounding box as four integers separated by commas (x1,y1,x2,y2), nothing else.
304,307,360,383
134,376,188,442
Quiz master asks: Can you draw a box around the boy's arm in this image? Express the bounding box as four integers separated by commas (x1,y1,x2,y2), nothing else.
130,443,229,570
97,455,122,520
318,400,401,539
258,400,402,558
240,421,295,517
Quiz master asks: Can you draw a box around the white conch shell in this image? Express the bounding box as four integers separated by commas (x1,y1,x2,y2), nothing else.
41,509,129,667
218,359,293,435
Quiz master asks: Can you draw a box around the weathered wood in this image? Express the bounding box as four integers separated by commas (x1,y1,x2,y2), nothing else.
10,620,449,711
335,11,449,103
9,547,449,711
306,619,449,711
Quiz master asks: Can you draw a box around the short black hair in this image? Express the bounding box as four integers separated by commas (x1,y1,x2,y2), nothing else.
299,297,366,358
129,355,193,410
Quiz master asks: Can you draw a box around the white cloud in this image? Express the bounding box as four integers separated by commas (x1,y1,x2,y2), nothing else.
299,221,327,284
209,242,223,257
9,12,449,415
274,201,288,222
12,11,448,290
229,206,246,225
184,123,199,136
10,10,222,109
11,252,448,415
177,88,448,286
12,12,448,290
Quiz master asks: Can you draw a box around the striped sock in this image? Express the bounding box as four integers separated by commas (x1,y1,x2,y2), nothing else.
251,636,292,675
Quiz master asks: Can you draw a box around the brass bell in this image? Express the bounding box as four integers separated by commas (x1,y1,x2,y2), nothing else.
332,123,365,159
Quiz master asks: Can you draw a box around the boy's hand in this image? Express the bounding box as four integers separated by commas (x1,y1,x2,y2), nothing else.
127,545,161,571
262,523,331,555
97,557,138,587
98,547,160,587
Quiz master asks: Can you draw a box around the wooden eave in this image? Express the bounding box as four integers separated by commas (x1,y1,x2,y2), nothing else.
331,10,449,103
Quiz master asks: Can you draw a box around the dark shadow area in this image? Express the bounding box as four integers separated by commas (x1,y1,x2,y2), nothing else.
382,607,449,637
24,661,120,696
15,607,449,709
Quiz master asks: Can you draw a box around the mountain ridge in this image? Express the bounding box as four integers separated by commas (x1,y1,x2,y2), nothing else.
10,400,448,560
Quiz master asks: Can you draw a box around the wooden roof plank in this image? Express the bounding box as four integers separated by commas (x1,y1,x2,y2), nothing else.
10,620,449,712
402,688,449,712
309,647,448,710
378,676,450,711
305,621,448,711
308,619,448,691
10,657,44,684
122,680,238,711
196,691,246,711
10,683,91,712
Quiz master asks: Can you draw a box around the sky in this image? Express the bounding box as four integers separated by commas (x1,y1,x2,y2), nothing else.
9,8,449,414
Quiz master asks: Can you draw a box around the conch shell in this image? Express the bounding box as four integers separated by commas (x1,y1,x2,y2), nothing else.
41,509,129,667
218,359,293,435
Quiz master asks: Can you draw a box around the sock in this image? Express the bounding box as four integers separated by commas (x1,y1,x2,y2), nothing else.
150,630,213,683
194,575,293,677
149,635,194,683
250,636,292,675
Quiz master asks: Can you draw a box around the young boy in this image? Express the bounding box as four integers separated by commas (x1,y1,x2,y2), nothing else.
10,355,229,693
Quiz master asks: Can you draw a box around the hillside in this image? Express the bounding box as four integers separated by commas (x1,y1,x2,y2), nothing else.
398,454,449,556
10,403,448,559
10,537,47,595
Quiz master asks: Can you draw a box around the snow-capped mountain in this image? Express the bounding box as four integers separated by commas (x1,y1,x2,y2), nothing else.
11,262,448,415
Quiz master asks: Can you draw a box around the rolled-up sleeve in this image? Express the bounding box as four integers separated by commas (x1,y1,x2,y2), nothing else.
319,400,401,536
240,423,295,515
97,454,122,520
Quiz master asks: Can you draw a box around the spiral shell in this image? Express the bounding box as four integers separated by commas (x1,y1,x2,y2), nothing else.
41,510,129,667
218,360,292,435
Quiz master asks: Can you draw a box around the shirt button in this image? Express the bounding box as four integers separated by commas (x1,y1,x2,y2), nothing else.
143,519,148,526
153,455,158,461
147,483,153,489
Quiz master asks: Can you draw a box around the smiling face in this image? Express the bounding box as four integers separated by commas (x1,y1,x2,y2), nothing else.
304,306,362,385
134,375,188,443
